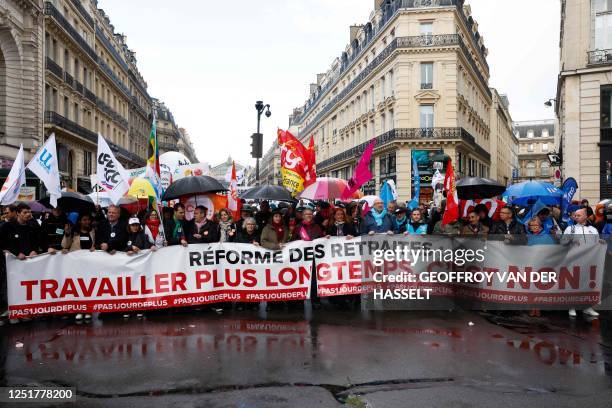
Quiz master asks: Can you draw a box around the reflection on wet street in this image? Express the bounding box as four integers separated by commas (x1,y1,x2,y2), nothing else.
1,309,612,407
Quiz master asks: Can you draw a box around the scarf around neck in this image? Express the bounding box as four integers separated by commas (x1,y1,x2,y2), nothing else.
146,218,160,239
272,221,285,242
371,208,387,227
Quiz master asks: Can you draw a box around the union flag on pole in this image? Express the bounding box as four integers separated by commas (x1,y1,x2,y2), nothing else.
227,161,240,218
278,129,310,197
442,159,459,225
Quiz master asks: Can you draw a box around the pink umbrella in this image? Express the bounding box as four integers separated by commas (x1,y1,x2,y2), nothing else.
298,177,350,200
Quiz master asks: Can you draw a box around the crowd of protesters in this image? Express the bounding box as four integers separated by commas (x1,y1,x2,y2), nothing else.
0,195,611,324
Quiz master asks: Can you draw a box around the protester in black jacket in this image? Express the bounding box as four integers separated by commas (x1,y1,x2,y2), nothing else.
40,208,68,252
163,204,188,246
186,206,219,244
234,217,261,245
326,208,357,237
126,218,153,254
490,206,525,236
96,205,128,253
1,203,42,259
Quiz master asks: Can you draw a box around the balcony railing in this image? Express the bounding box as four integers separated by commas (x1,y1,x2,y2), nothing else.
75,81,84,94
292,0,489,128
317,127,490,170
296,34,489,138
98,60,132,98
84,88,96,103
44,2,97,62
97,98,128,130
45,57,63,79
44,110,96,144
421,83,433,90
64,72,74,87
69,0,94,28
587,49,612,65
95,27,130,73
109,142,146,166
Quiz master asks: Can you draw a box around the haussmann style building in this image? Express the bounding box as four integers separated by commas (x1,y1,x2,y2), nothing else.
556,0,612,202
288,0,512,203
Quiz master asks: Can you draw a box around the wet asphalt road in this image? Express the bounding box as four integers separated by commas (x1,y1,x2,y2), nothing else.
1,307,612,408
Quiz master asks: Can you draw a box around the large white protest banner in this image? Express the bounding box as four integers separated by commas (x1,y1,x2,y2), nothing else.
6,241,316,318
315,236,607,306
6,236,608,317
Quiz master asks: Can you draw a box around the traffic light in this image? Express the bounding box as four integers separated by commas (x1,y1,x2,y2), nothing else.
251,132,263,158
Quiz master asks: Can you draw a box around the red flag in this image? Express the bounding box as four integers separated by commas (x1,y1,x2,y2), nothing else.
442,160,459,225
227,161,240,218
304,135,317,187
341,140,376,200
278,129,310,196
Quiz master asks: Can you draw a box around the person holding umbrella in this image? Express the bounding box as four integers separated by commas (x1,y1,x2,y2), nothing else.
255,200,271,231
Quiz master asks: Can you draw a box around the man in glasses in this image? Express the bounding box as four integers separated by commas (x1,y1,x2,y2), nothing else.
491,206,524,242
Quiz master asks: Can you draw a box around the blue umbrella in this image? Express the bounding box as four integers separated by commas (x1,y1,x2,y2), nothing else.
503,181,563,206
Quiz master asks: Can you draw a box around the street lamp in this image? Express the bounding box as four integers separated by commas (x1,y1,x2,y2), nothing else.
254,100,271,185
544,98,556,108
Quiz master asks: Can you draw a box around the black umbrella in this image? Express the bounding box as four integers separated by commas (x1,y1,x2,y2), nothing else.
162,175,227,200
456,177,506,200
39,191,96,214
241,185,295,202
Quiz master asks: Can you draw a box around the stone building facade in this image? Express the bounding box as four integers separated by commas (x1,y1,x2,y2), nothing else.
513,119,555,183
488,89,516,186
178,127,198,163
556,0,612,202
153,98,179,155
288,0,497,203
0,0,44,169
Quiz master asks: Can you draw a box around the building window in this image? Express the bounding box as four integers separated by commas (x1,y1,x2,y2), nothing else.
595,0,612,49
528,143,534,152
525,162,536,178
379,152,396,186
527,130,534,138
83,151,92,175
381,113,386,133
57,144,69,173
601,86,612,127
74,103,79,124
540,161,550,177
63,96,69,118
388,109,394,130
420,105,434,129
381,75,386,100
541,128,549,138
421,62,433,89
420,22,433,36
542,143,549,152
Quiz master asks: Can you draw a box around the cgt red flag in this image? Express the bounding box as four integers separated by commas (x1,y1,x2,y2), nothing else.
305,135,317,188
442,160,459,225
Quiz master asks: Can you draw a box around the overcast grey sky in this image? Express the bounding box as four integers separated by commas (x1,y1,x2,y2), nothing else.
100,0,560,167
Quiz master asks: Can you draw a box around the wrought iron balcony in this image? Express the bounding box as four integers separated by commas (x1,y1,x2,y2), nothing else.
98,60,132,98
297,34,489,138
316,127,490,171
69,0,94,28
421,83,433,90
44,2,97,62
45,57,63,79
587,49,612,65
44,110,96,144
97,98,128,130
64,72,74,87
75,81,84,94
109,142,146,166
95,27,130,73
84,88,96,103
